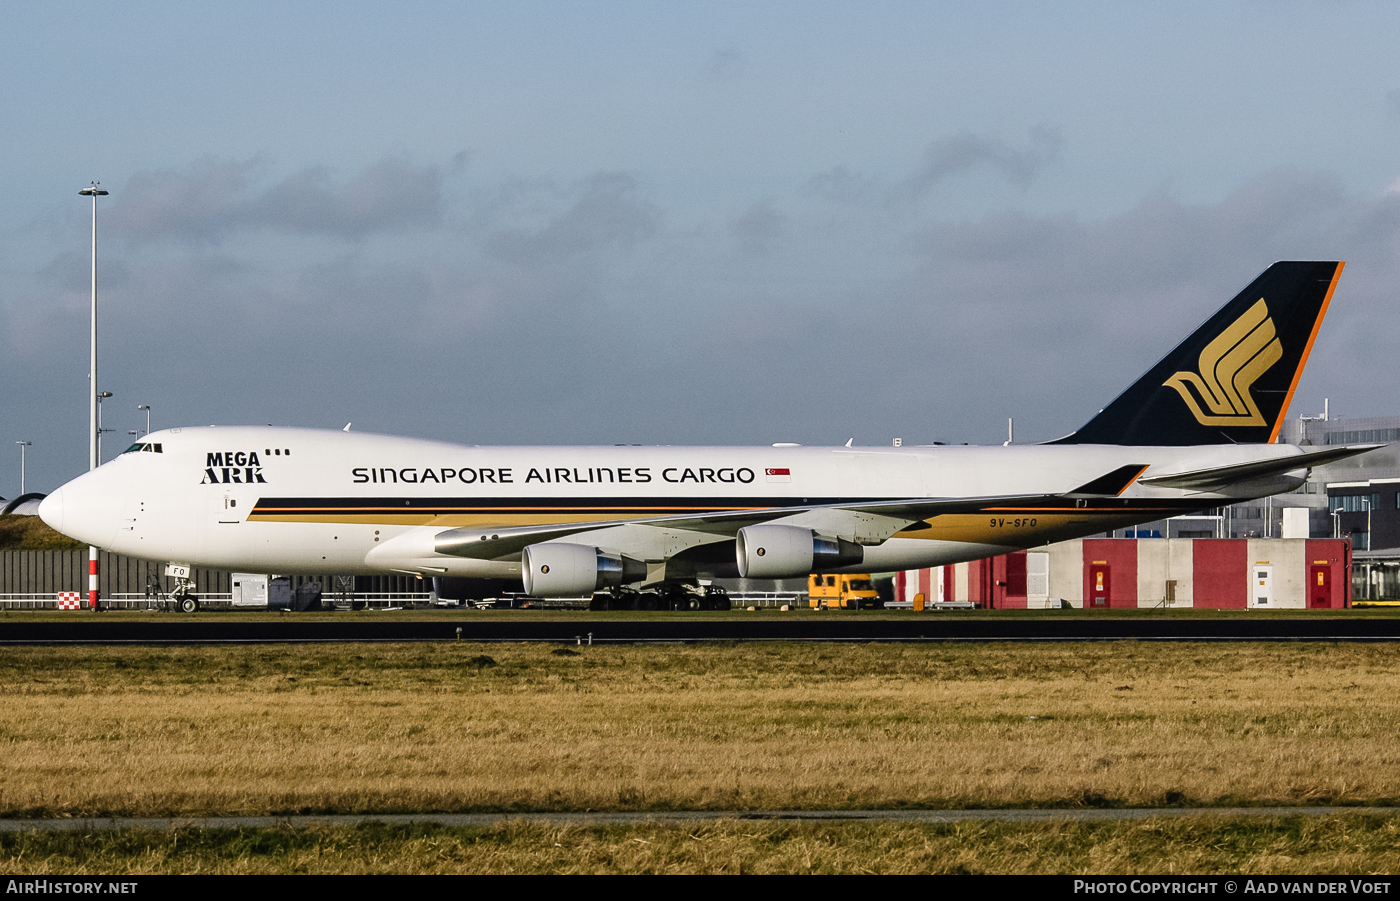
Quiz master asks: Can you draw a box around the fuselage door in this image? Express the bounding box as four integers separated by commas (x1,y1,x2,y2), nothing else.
218,491,242,524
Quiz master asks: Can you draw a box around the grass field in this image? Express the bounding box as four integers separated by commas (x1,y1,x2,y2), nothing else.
5,815,1400,875
1,640,1398,819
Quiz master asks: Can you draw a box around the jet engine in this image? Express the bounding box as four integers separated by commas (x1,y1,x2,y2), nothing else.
735,524,864,579
522,543,647,597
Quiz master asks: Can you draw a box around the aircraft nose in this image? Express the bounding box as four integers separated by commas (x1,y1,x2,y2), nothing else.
38,488,64,533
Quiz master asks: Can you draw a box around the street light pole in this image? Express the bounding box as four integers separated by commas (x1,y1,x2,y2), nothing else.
79,182,108,612
97,391,113,463
15,441,30,495
138,404,150,438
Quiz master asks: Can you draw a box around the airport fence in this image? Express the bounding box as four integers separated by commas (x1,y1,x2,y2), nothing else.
0,550,433,608
1,551,813,610
727,591,807,608
0,550,231,599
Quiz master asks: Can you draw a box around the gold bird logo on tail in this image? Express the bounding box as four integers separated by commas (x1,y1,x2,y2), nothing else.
1162,298,1282,427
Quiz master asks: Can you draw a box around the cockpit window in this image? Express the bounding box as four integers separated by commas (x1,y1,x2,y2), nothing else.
121,442,163,455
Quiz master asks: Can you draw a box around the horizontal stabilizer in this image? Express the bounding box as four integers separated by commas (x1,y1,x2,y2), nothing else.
1067,465,1150,497
1137,444,1383,491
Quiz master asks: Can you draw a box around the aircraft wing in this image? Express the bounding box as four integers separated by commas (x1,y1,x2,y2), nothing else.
428,462,1171,560
1137,444,1383,492
431,491,1065,560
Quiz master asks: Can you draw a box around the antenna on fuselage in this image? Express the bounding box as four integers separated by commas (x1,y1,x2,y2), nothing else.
343,423,352,432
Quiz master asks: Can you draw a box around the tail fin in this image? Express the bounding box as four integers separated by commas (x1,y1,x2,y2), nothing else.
1051,261,1344,446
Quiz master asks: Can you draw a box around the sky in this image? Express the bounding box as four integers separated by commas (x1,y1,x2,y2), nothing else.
4,1,1400,495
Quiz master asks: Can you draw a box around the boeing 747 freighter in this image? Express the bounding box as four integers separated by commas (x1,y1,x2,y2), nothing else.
39,262,1377,609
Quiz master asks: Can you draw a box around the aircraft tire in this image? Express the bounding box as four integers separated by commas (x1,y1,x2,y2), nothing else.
703,588,730,612
639,593,660,612
177,595,199,614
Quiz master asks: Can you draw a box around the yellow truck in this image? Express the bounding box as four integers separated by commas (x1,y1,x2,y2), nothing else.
807,573,880,609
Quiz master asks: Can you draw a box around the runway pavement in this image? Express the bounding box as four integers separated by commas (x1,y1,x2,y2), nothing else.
3,615,1400,644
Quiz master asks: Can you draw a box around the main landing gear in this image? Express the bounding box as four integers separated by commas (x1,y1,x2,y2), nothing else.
589,582,731,612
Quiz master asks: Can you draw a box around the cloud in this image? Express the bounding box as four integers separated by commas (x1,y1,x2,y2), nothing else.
110,157,444,243
802,165,878,204
112,158,258,243
488,173,660,262
705,47,746,82
729,199,785,255
887,168,1396,434
248,158,443,236
900,124,1063,199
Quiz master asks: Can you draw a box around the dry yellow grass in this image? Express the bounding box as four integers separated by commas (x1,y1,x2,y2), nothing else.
0,641,1397,817
5,817,1400,875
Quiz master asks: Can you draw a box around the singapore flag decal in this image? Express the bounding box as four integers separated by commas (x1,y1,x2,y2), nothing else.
765,467,792,483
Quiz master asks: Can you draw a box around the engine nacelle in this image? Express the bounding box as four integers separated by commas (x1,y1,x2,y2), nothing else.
522,543,646,597
735,524,864,579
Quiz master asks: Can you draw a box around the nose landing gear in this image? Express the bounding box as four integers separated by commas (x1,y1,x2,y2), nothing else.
157,564,200,613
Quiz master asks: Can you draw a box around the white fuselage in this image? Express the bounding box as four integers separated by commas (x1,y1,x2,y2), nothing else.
39,425,1313,581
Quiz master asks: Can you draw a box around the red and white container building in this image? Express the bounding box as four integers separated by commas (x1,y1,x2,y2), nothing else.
893,538,1350,609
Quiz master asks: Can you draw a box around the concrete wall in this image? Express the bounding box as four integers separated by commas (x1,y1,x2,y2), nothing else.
1048,539,1083,607
1247,539,1306,608
1133,539,1197,607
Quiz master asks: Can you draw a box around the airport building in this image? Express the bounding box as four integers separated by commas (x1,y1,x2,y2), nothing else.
895,538,1351,609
